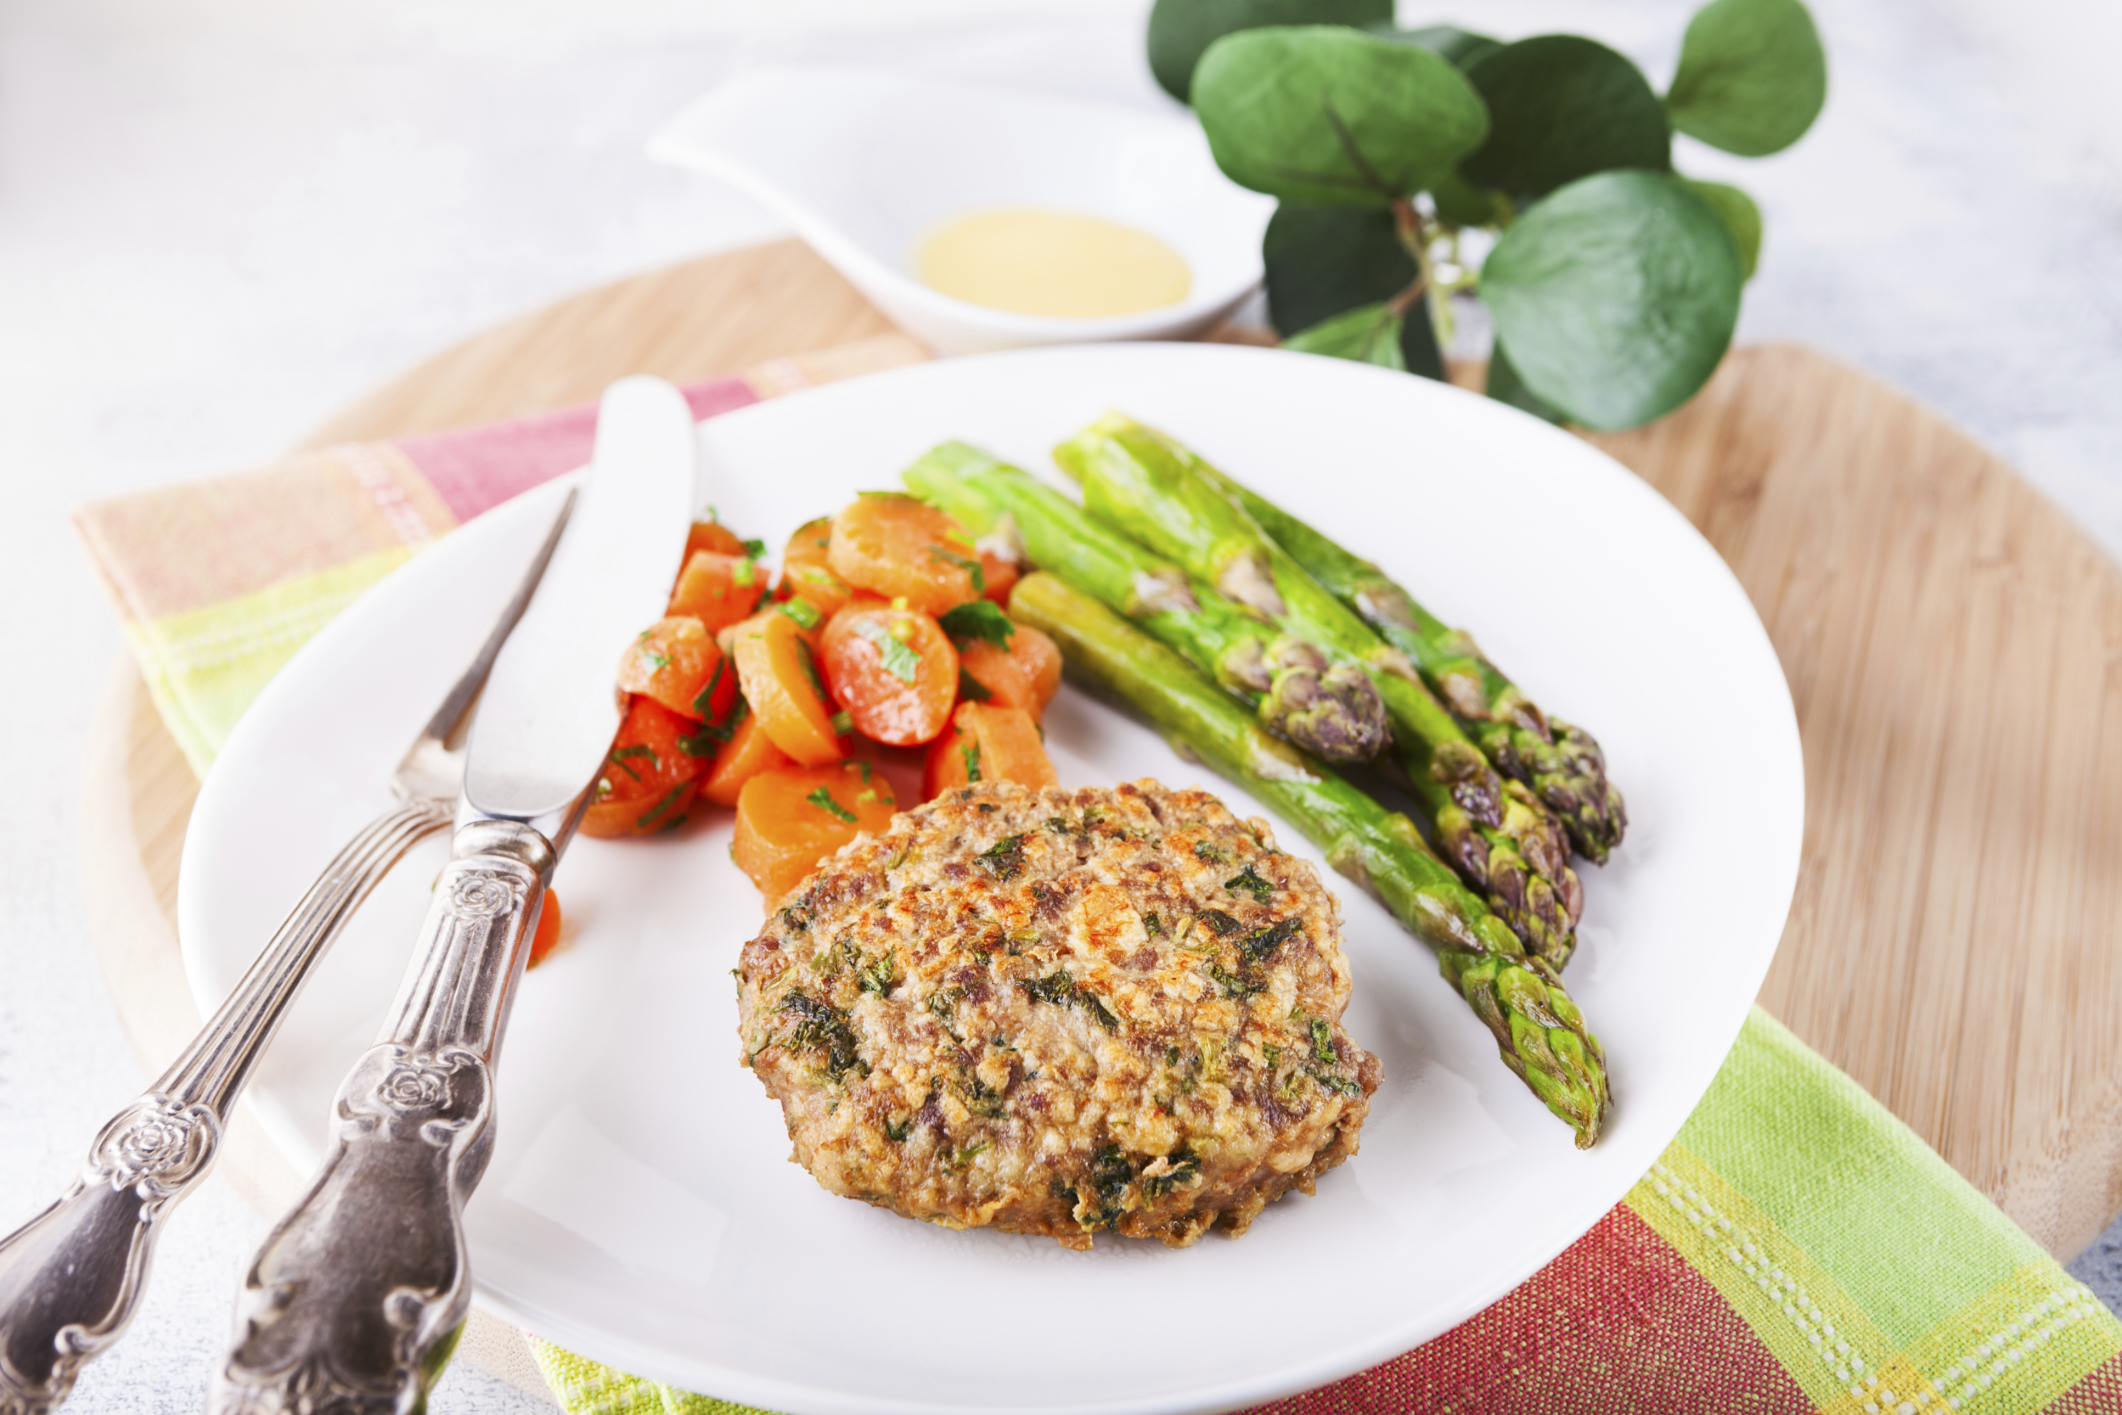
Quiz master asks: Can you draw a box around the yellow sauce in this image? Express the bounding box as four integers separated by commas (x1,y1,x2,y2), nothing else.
916,208,1191,319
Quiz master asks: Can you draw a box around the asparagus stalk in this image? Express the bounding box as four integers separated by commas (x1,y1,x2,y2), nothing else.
907,442,1388,764
1054,419,1583,962
1010,571,1609,1146
911,441,1579,968
1187,448,1627,863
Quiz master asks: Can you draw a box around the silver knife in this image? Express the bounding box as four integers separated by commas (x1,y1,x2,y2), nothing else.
0,491,577,1415
204,376,695,1415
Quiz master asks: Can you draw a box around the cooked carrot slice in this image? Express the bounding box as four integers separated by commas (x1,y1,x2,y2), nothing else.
777,562,855,624
956,621,1061,720
729,609,845,766
686,519,751,561
732,762,897,906
783,516,834,574
980,551,1020,607
669,550,768,632
614,616,736,722
921,702,1057,800
699,704,793,807
922,707,982,800
581,696,706,837
970,704,1057,789
819,603,958,746
528,889,563,968
827,493,985,615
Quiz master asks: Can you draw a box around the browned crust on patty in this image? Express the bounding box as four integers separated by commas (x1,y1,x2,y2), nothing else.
734,779,1380,1249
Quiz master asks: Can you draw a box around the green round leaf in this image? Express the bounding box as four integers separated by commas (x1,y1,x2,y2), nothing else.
1282,302,1408,372
1365,23,1502,71
1193,27,1490,208
1147,0,1392,103
1264,204,1443,377
1681,177,1762,278
1460,35,1671,201
1666,0,1826,157
1480,170,1742,430
1485,340,1565,424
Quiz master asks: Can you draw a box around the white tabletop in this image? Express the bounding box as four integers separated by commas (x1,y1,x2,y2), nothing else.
5,1,2121,1410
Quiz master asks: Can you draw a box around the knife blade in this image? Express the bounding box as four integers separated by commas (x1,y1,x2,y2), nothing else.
207,376,697,1415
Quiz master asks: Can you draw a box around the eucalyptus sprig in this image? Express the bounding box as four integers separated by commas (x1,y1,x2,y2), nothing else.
1147,0,1827,430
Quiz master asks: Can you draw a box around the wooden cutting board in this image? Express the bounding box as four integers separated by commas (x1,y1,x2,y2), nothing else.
79,237,2122,1298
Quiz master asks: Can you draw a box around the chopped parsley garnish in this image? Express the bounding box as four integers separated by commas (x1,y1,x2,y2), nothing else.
859,952,896,997
976,833,1027,881
928,546,986,592
607,744,655,781
779,992,865,1081
1018,970,1118,1031
1206,963,1264,999
806,786,858,823
956,666,993,703
938,600,1015,648
961,741,983,782
1143,911,1163,936
831,710,854,735
690,659,728,719
1310,1018,1337,1065
883,1116,912,1143
1308,1069,1364,1098
1225,864,1274,902
678,697,746,756
1192,840,1230,865
778,596,822,630
741,537,767,559
1194,908,1241,936
1238,916,1303,963
854,618,922,682
635,781,690,830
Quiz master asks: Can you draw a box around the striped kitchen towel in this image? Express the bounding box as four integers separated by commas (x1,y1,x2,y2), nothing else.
73,332,927,775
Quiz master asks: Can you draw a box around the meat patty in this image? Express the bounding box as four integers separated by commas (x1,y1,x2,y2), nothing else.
734,779,1380,1249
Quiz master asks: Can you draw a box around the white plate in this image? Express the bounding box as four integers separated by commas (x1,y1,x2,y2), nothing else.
180,344,1801,1415
648,69,1274,355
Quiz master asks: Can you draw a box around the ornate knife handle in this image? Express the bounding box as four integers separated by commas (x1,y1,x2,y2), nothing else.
0,800,451,1415
210,819,555,1415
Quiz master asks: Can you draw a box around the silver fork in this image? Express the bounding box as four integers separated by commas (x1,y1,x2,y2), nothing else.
0,491,576,1415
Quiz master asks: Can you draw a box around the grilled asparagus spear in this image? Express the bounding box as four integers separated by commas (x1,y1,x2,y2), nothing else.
1010,570,1609,1146
906,442,1387,764
1053,419,1583,962
1186,453,1627,862
909,441,1578,967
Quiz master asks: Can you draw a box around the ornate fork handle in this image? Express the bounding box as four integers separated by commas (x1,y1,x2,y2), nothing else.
210,819,554,1415
0,798,452,1415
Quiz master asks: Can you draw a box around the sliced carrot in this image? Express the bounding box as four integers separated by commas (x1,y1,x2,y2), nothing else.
783,516,834,574
979,551,1020,607
614,616,736,722
921,702,1058,800
777,561,855,624
827,493,985,616
669,550,768,632
528,889,563,968
819,603,959,746
729,609,845,767
699,705,793,807
686,519,751,561
581,697,706,837
922,707,983,800
956,621,1061,720
732,762,898,906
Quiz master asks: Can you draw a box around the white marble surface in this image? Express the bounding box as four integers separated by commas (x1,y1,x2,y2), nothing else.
4,1,2121,1409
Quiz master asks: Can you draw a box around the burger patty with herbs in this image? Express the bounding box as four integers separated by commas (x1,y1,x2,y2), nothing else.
734,779,1379,1249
